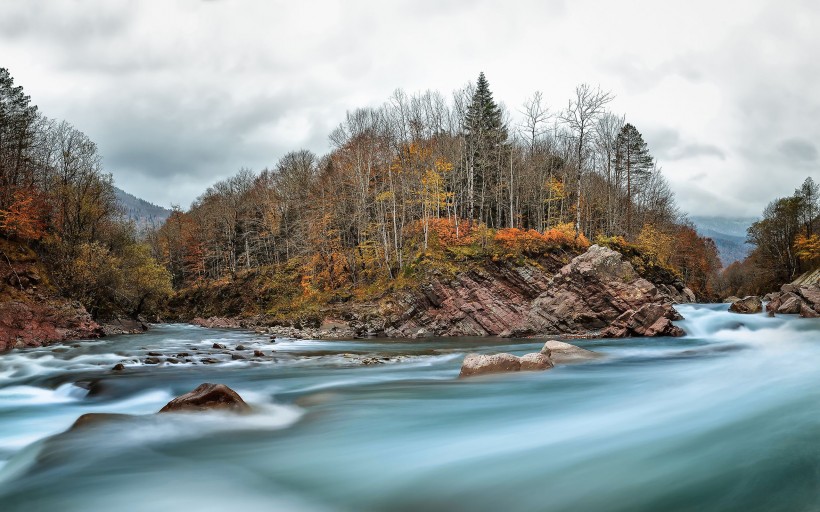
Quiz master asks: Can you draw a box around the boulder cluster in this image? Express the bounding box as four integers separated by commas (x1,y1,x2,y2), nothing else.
764,284,820,318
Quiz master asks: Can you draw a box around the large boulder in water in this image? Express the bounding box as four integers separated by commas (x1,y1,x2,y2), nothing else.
159,383,250,413
459,351,557,378
459,353,521,378
729,296,763,314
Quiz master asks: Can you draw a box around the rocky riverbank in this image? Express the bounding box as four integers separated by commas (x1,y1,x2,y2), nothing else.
186,245,695,340
0,239,149,351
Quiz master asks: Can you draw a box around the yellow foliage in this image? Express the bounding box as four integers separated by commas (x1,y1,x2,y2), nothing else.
635,223,674,266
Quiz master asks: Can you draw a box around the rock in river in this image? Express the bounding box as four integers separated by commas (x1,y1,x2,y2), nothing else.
158,383,250,413
729,296,763,314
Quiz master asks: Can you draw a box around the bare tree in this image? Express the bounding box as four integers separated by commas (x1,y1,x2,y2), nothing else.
560,84,613,237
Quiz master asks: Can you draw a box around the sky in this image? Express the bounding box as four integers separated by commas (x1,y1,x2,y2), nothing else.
1,0,818,217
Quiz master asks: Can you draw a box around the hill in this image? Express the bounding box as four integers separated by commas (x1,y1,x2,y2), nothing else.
114,187,172,231
689,216,756,267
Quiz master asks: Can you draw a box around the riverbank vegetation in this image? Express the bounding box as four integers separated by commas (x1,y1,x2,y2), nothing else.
719,177,820,296
0,68,171,320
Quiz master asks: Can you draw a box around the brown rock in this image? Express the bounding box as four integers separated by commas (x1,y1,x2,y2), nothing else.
519,352,554,371
541,340,602,363
777,294,804,315
459,353,521,378
601,303,685,338
112,363,125,371
800,303,819,318
158,383,250,413
729,296,763,314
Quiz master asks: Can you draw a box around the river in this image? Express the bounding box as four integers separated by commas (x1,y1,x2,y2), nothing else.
0,304,819,511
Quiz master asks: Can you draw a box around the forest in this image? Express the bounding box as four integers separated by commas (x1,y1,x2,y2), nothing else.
151,72,724,307
1,67,816,322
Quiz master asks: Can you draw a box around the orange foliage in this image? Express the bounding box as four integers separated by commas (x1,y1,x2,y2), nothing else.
426,217,478,247
0,189,47,241
493,223,589,256
795,233,820,264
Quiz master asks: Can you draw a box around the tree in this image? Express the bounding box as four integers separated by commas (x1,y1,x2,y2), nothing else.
560,84,613,237
796,177,819,237
464,72,508,224
614,123,653,236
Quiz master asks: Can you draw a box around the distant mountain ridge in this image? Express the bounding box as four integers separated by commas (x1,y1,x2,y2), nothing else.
689,216,756,267
114,187,172,231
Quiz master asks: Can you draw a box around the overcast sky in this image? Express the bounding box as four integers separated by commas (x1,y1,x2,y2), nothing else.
2,0,818,217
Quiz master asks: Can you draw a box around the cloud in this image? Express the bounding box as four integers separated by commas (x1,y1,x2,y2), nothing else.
0,0,817,217
778,138,818,163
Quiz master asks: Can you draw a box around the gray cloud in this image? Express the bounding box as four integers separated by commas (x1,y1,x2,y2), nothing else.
778,138,818,163
0,0,818,217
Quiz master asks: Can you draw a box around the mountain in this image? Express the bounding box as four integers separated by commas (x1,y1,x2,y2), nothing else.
689,216,757,267
114,187,172,231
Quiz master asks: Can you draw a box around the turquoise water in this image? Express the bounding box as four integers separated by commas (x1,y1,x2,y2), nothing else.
1,304,819,511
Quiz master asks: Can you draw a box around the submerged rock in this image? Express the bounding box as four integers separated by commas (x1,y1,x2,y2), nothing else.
729,296,763,314
158,383,250,413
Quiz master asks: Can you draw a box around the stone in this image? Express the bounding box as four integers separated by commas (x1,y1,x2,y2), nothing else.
158,383,250,413
540,340,602,363
724,296,741,303
601,303,685,338
144,357,161,364
800,304,819,318
459,353,521,378
212,343,226,349
519,352,554,371
777,294,804,315
729,296,763,314
112,363,125,371
253,350,265,357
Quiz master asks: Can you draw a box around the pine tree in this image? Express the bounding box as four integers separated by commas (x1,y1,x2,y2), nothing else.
464,72,507,224
614,123,653,235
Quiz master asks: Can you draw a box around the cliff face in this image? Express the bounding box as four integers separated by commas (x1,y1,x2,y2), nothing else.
0,239,102,351
384,245,693,338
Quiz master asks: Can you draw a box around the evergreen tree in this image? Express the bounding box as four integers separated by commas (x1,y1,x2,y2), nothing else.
614,123,653,235
463,72,507,223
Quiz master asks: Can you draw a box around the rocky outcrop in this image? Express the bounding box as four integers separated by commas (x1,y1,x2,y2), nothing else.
0,298,102,351
386,245,692,339
0,239,102,351
765,283,820,317
728,296,763,314
158,383,250,413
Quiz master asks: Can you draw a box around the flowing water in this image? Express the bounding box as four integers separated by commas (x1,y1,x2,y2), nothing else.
1,304,819,511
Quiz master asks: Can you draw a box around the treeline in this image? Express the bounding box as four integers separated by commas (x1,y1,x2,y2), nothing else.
0,68,170,319
154,73,720,298
720,177,820,296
